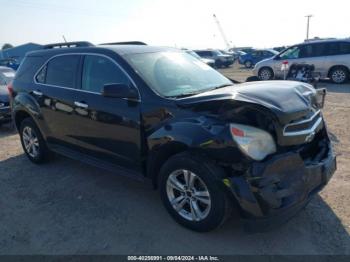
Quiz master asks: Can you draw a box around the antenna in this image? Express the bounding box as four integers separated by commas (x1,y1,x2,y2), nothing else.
62,35,67,43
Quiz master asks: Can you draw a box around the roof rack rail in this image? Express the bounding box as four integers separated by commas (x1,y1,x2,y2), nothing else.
100,41,147,46
43,41,94,49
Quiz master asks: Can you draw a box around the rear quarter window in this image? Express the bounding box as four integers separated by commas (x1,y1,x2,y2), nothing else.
15,56,47,83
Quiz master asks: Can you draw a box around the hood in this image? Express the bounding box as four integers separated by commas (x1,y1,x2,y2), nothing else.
0,86,10,102
176,81,317,125
256,57,274,66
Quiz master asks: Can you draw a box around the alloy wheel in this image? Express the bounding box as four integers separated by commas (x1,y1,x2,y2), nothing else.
166,169,211,222
259,69,272,80
22,126,40,158
332,69,346,83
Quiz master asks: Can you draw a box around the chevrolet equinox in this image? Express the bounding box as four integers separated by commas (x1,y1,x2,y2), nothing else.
10,42,336,232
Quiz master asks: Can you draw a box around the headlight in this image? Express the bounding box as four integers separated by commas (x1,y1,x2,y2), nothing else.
230,123,276,161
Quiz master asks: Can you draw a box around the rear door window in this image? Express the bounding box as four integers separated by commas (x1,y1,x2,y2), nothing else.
309,43,327,57
299,45,313,58
324,42,350,56
339,42,350,55
45,55,81,88
327,42,340,56
81,55,129,93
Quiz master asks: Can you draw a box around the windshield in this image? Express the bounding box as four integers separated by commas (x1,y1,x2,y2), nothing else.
269,49,279,55
125,51,232,98
213,50,223,55
279,46,300,59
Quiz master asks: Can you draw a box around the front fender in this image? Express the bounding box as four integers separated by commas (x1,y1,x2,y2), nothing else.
147,118,246,165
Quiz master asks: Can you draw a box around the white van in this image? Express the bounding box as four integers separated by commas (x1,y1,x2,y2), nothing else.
253,39,350,84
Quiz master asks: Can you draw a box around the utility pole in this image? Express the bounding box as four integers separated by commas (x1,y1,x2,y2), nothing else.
305,15,313,41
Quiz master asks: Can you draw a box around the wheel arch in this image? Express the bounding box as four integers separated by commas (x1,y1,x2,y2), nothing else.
12,92,47,135
146,141,189,189
14,110,32,131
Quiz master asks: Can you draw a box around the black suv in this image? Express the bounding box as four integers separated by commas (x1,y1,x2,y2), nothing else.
10,42,336,232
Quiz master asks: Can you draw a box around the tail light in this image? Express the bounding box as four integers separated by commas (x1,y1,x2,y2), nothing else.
7,82,14,97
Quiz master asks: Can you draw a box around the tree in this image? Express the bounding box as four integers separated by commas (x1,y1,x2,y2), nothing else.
2,43,14,50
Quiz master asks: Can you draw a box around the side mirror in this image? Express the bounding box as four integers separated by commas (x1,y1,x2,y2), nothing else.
274,55,281,60
102,83,139,100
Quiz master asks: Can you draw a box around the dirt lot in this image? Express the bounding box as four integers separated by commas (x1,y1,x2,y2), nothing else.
0,64,349,255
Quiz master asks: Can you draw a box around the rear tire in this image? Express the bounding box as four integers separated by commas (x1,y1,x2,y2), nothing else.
159,152,231,232
19,118,53,164
330,67,348,84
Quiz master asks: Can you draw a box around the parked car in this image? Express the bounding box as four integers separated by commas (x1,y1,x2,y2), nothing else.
0,58,20,71
185,50,215,67
219,50,237,61
239,49,278,68
10,42,336,232
0,66,15,125
238,48,254,54
253,39,350,83
194,49,234,68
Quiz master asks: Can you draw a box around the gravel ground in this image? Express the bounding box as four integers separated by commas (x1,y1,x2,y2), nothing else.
0,64,349,255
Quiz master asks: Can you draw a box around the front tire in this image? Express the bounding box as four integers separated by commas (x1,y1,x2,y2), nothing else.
19,118,52,164
244,60,253,68
258,67,274,80
159,152,231,232
330,67,348,84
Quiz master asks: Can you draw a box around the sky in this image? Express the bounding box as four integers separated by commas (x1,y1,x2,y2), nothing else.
0,0,349,49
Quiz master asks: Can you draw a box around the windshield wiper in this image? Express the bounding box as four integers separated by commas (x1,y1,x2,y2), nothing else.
166,91,203,99
165,83,234,99
211,83,233,90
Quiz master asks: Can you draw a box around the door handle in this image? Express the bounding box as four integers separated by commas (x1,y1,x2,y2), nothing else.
74,101,88,109
33,90,43,96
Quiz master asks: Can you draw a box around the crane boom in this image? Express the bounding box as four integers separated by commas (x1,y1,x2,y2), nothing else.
213,14,230,49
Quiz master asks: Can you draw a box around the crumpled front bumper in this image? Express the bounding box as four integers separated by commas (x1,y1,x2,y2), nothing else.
225,137,336,232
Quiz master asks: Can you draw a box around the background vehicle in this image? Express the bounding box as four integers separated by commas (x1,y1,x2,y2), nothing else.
0,66,15,125
253,39,350,83
219,50,238,61
0,58,20,71
239,49,278,68
194,49,234,68
185,49,215,67
10,42,335,232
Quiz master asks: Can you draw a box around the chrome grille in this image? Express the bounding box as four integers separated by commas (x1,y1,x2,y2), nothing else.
283,110,323,137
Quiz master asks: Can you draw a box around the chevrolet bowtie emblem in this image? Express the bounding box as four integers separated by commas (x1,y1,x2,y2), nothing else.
305,131,316,143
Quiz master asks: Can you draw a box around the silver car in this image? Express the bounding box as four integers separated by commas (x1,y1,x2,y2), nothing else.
0,66,15,125
253,39,350,84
